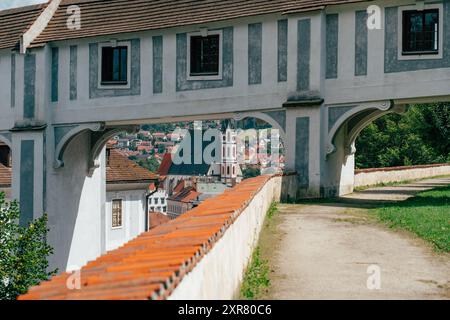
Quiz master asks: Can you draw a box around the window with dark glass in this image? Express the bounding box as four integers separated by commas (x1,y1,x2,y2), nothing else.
101,46,128,84
402,9,439,54
190,35,220,76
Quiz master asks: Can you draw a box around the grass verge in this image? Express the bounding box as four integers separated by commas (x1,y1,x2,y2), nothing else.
372,185,450,252
240,202,278,300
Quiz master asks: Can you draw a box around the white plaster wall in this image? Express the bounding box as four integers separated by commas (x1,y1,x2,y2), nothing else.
46,132,105,272
355,165,450,188
105,189,147,252
168,176,282,300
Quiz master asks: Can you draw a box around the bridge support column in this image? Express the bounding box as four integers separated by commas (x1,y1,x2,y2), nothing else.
10,125,46,226
46,129,107,272
284,106,322,199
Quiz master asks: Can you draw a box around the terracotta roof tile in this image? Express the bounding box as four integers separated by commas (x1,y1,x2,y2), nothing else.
30,0,365,47
107,148,158,184
157,153,172,176
0,3,47,50
19,174,275,300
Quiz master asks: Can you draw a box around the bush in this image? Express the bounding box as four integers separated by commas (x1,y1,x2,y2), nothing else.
356,103,450,169
0,193,57,300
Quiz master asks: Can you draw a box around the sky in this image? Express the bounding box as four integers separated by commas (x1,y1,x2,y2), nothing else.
0,0,47,10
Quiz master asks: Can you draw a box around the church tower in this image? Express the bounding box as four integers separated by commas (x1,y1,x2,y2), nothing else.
221,125,240,186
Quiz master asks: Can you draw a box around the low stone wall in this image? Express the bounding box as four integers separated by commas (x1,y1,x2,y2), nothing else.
169,175,283,300
19,174,286,300
354,163,450,188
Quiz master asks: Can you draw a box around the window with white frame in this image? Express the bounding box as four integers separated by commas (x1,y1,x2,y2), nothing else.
99,41,131,88
112,199,123,228
187,30,223,80
399,4,443,60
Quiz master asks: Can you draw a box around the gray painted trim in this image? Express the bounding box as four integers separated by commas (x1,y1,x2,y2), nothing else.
328,106,354,131
176,27,233,91
296,117,310,188
20,140,34,226
23,54,36,119
248,23,262,85
43,130,47,212
277,19,288,82
89,39,141,98
10,54,15,108
385,4,450,73
355,10,368,76
51,47,58,102
70,45,78,100
297,19,311,91
0,133,12,146
153,36,163,94
326,14,339,79
264,110,286,131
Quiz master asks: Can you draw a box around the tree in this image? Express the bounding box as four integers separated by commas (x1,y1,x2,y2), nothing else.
356,103,450,169
137,157,160,173
0,193,57,300
243,166,261,179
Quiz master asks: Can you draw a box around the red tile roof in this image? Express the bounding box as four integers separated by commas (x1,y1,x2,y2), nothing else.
107,148,158,184
169,186,201,203
19,175,274,300
29,0,365,48
0,3,47,50
157,153,172,176
149,212,170,229
0,164,12,188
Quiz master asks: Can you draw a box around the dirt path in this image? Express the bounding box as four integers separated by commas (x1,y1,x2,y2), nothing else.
265,178,450,300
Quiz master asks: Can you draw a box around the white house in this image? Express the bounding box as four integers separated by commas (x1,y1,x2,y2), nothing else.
105,148,159,251
148,180,168,214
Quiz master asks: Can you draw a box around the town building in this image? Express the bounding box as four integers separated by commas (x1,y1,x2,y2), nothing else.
167,180,201,219
105,148,159,251
148,180,168,214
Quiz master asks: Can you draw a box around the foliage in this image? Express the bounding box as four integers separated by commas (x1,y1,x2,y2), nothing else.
356,103,450,169
243,167,261,179
240,202,277,299
266,202,279,220
240,247,270,299
0,192,57,300
373,186,450,252
136,157,160,173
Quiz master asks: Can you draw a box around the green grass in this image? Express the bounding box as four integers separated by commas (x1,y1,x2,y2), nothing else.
372,185,450,252
240,247,271,300
240,202,278,300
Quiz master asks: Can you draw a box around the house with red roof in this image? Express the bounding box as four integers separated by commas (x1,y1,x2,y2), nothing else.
167,179,201,219
105,148,159,251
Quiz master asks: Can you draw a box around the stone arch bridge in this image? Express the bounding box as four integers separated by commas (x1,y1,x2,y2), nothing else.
0,0,449,270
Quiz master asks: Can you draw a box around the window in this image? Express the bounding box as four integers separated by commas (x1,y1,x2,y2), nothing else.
99,42,131,87
398,4,443,60
112,199,122,228
187,30,223,80
403,9,439,54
